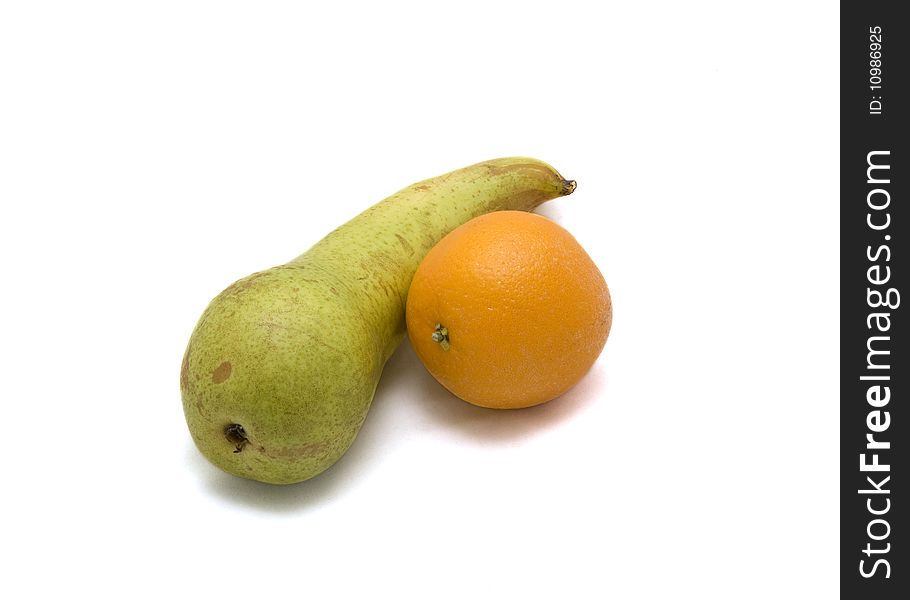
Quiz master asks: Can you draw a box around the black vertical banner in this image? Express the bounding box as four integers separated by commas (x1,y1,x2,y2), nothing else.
841,2,908,598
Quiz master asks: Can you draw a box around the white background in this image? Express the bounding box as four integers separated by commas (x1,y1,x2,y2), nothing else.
0,1,838,598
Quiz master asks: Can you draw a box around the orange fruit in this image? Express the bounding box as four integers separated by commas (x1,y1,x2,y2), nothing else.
405,210,612,409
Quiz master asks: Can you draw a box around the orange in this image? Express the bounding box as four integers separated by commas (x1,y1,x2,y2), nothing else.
405,210,612,409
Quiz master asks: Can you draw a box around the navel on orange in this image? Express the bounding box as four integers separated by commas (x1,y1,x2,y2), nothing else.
405,210,612,409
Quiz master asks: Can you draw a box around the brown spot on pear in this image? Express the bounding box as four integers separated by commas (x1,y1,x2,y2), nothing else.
212,361,232,384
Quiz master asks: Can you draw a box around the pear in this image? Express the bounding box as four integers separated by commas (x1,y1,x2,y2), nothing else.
181,158,575,484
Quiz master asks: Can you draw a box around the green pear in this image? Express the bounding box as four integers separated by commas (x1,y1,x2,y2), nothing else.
180,157,575,484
